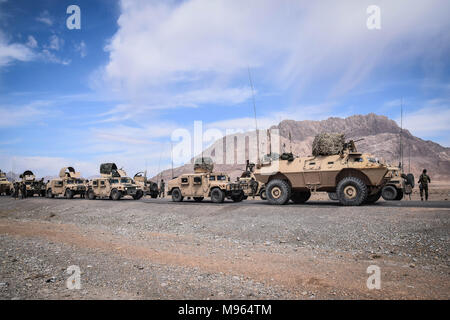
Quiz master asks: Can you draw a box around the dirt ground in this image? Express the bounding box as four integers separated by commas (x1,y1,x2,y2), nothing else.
0,192,448,300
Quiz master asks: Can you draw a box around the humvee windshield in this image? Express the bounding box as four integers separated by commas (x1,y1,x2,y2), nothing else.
217,175,227,181
25,181,32,185
76,179,84,184
110,179,119,183
120,178,132,184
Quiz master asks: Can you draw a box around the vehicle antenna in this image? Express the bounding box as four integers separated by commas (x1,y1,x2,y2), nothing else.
171,141,174,179
248,66,260,165
400,97,403,172
289,131,292,154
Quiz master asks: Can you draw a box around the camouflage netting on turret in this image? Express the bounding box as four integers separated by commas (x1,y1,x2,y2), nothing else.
193,157,214,173
312,133,345,156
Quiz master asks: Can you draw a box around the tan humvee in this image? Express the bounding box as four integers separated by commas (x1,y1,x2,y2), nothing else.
46,167,86,198
381,166,414,201
254,139,390,206
13,170,46,197
0,170,13,196
167,157,245,203
86,163,143,200
134,172,159,198
236,161,266,200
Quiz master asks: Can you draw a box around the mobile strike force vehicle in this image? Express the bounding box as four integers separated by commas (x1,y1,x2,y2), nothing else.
236,161,266,200
12,170,46,197
46,167,86,198
253,135,391,206
167,157,245,203
381,166,414,201
0,170,12,195
86,163,143,200
134,172,159,198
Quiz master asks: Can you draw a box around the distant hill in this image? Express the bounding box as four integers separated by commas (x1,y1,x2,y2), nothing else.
152,113,450,182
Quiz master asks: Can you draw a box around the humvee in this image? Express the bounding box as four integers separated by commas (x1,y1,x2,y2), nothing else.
13,170,46,197
86,163,143,200
381,166,414,201
0,170,12,195
254,138,391,206
167,157,245,203
46,167,86,198
236,161,266,200
134,172,159,198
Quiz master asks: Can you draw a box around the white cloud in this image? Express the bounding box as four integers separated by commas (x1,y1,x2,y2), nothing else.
75,40,87,58
100,0,450,108
46,35,63,51
0,31,34,67
0,100,52,127
40,49,71,65
36,10,53,26
26,35,38,48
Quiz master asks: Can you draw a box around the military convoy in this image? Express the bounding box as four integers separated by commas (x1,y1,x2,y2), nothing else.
46,167,87,198
0,170,13,196
86,163,143,200
167,157,245,203
254,134,397,206
3,133,415,206
134,172,159,198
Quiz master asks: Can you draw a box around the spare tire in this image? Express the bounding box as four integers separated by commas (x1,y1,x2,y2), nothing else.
381,185,397,201
406,173,415,188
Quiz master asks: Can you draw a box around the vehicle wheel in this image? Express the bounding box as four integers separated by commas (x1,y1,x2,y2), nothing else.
365,190,382,204
193,197,204,202
46,189,54,198
171,188,183,202
381,185,397,201
266,179,291,205
328,192,338,201
133,190,144,200
394,189,404,201
336,177,368,206
111,189,121,201
87,189,96,200
151,193,158,199
65,189,74,199
231,193,245,202
210,188,225,203
40,190,46,197
290,190,311,204
259,188,267,200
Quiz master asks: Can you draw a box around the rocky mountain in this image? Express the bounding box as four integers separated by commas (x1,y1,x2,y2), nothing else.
153,113,450,182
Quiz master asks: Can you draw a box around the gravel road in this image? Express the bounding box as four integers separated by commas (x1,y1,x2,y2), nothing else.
0,196,448,300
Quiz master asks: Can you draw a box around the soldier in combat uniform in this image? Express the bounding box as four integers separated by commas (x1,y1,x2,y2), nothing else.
13,182,19,199
21,182,27,199
418,169,431,201
159,179,165,198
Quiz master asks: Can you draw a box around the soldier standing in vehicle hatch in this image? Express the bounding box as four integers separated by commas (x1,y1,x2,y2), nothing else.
418,169,431,201
159,179,165,198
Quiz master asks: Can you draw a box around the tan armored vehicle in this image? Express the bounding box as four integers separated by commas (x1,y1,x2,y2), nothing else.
0,170,12,196
381,166,414,201
236,161,266,200
13,170,46,197
134,172,159,198
86,163,143,200
254,134,391,206
46,167,86,198
167,157,245,203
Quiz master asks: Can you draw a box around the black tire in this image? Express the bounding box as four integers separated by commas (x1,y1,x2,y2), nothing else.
133,190,144,200
328,192,338,201
266,179,291,205
336,177,368,206
87,189,96,200
111,189,121,201
231,192,245,202
365,190,382,204
46,189,54,198
290,190,311,204
210,188,225,203
394,188,404,201
193,197,204,202
171,188,183,202
65,189,74,199
259,188,267,200
406,173,415,188
381,185,397,201
151,193,158,199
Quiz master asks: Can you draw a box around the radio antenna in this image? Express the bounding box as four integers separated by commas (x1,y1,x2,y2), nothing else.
400,98,403,171
248,66,260,165
170,141,174,179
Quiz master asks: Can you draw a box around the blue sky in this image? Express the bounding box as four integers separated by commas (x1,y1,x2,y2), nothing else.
0,0,449,177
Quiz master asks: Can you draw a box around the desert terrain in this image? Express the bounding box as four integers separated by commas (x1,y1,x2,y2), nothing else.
0,187,449,300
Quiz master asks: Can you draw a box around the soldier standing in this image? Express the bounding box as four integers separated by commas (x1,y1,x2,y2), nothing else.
418,169,431,201
159,179,165,198
13,182,19,199
21,182,27,199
